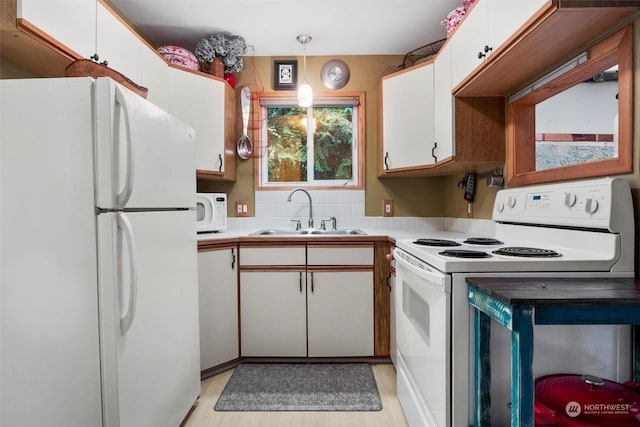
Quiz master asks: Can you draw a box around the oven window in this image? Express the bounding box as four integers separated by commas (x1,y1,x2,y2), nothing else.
403,282,430,345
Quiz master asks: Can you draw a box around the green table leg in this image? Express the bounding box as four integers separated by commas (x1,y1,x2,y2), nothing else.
511,306,534,427
473,309,492,426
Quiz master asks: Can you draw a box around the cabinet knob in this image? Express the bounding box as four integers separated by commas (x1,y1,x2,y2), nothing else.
384,152,390,170
385,253,394,262
477,45,493,59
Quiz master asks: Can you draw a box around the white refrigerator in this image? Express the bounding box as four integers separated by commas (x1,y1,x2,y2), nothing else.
0,77,201,427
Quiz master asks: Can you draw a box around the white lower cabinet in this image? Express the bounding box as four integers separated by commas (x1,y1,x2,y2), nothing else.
307,270,374,357
197,245,239,371
240,270,307,357
239,243,375,357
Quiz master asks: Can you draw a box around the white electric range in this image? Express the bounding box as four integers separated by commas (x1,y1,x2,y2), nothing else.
393,177,634,427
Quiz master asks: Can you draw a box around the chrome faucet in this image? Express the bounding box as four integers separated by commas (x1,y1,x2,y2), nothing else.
287,188,313,228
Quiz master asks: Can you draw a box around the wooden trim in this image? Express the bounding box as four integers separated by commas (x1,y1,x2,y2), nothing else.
239,242,307,249
454,2,640,96
307,241,374,249
253,91,366,190
379,58,434,79
239,265,306,272
99,0,166,58
307,265,373,272
507,25,633,187
197,242,237,252
374,240,391,357
200,358,241,380
168,62,224,82
16,18,81,60
535,133,614,142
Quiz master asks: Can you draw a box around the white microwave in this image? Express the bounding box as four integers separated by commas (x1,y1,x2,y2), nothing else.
196,193,227,233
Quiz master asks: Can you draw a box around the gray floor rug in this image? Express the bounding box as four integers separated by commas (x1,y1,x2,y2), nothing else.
214,363,383,411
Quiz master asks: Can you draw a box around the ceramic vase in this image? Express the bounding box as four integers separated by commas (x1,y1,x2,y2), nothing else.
209,58,224,78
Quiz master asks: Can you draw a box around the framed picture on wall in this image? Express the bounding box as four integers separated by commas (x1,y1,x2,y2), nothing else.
273,60,297,90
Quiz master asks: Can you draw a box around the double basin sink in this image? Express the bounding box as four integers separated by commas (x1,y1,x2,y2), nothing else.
250,228,367,236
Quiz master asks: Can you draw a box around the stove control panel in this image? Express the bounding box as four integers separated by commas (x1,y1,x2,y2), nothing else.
492,177,632,231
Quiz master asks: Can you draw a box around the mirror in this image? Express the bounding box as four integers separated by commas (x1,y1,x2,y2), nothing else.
506,26,632,186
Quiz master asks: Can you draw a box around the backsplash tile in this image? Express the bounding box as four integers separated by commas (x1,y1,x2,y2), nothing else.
227,189,495,236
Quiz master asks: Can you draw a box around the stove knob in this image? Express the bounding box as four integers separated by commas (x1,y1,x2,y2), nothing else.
506,196,516,208
496,201,504,212
585,197,599,214
564,192,577,208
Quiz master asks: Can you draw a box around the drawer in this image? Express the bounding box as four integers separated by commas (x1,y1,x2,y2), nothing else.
307,244,374,266
240,245,306,266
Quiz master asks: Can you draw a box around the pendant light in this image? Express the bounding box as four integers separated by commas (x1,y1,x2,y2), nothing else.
296,33,313,107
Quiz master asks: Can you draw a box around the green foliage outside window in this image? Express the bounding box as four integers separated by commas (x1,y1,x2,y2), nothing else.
266,106,354,183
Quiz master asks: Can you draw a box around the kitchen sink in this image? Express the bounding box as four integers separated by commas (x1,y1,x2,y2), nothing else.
249,228,366,236
249,229,308,236
306,229,366,235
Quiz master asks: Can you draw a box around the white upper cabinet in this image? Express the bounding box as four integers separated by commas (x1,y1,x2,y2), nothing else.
451,0,546,89
380,62,435,172
17,0,96,59
433,40,454,163
141,48,169,110
167,67,235,177
96,3,142,84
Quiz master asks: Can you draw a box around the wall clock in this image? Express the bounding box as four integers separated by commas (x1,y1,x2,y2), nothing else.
321,60,350,89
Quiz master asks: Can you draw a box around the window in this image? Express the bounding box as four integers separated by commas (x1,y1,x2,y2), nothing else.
256,93,365,189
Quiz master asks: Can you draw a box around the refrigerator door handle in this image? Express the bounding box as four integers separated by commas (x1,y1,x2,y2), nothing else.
114,86,134,208
117,212,138,335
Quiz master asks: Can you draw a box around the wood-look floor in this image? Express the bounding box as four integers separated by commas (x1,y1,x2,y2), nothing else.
182,363,408,427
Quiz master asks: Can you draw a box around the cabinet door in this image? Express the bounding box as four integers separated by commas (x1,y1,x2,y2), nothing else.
197,247,239,371
166,67,227,174
433,40,454,162
450,1,488,89
380,63,435,171
141,48,169,111
240,271,307,357
451,0,547,89
96,3,142,84
307,271,374,357
18,0,96,59
488,0,547,54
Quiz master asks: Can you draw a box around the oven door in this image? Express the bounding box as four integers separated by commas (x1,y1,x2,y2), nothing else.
394,248,451,427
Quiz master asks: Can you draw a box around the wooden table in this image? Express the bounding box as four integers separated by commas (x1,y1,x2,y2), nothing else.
466,277,640,427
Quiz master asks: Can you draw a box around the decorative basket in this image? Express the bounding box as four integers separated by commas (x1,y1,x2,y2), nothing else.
157,45,199,71
402,38,446,69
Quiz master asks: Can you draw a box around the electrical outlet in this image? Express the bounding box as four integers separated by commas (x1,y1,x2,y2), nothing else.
383,200,394,217
467,202,473,218
235,200,250,217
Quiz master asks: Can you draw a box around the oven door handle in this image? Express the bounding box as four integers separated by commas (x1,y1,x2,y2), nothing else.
394,248,450,293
